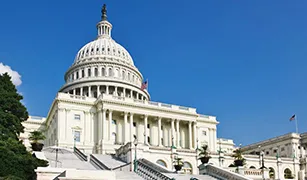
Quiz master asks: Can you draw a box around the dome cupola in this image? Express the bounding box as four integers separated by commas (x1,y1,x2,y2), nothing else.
59,4,150,101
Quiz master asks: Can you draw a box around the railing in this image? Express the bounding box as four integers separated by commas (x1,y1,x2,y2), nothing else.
73,147,87,161
89,154,110,170
135,159,174,180
199,164,253,180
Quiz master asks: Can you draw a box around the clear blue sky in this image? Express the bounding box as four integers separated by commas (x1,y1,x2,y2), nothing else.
1,0,307,146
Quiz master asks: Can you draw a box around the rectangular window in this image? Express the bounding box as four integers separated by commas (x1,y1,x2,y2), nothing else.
74,131,80,142
147,124,150,129
112,120,117,125
266,151,269,155
74,114,80,120
133,122,136,127
273,149,277,153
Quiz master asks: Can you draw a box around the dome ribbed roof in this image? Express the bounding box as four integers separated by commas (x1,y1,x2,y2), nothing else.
74,37,134,66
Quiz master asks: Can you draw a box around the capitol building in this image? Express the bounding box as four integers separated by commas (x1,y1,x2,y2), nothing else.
19,4,307,180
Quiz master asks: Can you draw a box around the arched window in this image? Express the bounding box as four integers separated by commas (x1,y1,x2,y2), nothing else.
156,160,167,168
108,68,113,77
95,68,98,77
88,69,91,77
101,68,105,76
122,71,125,80
81,69,85,78
284,168,292,179
249,166,256,169
269,167,275,179
182,162,192,174
76,72,79,79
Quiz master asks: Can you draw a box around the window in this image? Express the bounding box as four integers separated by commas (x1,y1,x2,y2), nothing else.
74,114,80,120
161,126,163,130
76,72,79,79
273,149,277,153
108,68,113,77
133,122,136,127
202,131,207,136
147,124,150,129
156,160,167,167
74,131,80,142
266,151,269,155
281,147,285,151
95,68,98,76
81,70,85,78
112,120,117,125
122,71,125,79
88,69,91,77
101,68,105,76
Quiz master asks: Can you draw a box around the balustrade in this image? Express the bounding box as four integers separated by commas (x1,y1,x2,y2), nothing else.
135,159,174,180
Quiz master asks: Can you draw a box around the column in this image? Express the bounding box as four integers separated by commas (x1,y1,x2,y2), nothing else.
123,88,126,97
115,87,118,96
97,85,100,97
102,109,106,140
130,113,134,142
188,121,192,149
58,108,65,141
73,89,76,95
108,110,112,140
213,128,217,152
89,112,94,143
208,128,212,151
88,86,91,97
130,90,133,98
144,115,148,144
106,86,109,95
91,67,95,77
123,112,128,143
193,122,197,149
84,112,90,143
158,117,162,146
176,120,180,147
97,108,102,141
171,119,175,146
80,87,83,96
85,67,88,77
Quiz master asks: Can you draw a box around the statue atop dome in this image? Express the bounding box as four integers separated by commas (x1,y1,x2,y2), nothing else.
102,4,107,21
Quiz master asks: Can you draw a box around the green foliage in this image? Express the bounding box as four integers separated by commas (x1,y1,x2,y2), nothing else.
198,145,211,158
173,157,183,166
29,130,46,143
231,148,244,160
0,73,48,180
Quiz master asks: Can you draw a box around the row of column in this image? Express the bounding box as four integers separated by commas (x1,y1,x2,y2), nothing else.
69,85,146,100
97,108,198,149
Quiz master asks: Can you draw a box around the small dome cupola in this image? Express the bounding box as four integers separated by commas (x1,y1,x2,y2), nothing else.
97,4,112,38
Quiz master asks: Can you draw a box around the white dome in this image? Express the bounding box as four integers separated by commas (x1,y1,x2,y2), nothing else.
74,36,134,66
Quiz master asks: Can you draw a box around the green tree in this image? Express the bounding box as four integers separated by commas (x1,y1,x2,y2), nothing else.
0,73,48,180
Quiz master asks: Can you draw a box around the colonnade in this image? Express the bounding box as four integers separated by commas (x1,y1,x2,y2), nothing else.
97,108,198,149
68,85,147,100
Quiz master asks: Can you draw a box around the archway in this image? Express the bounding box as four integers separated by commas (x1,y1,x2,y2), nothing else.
182,162,192,174
269,167,275,179
284,168,293,179
156,159,167,168
249,166,256,169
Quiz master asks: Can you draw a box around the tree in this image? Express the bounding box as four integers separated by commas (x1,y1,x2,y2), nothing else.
0,73,48,180
29,130,46,151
